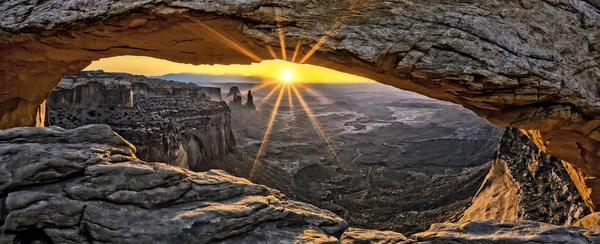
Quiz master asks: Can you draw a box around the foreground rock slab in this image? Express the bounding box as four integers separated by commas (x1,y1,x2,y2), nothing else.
3,125,600,243
0,125,347,243
413,220,600,243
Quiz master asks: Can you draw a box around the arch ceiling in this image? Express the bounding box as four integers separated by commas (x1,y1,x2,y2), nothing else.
1,0,600,209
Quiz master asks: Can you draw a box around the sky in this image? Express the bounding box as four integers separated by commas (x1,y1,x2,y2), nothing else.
84,56,375,83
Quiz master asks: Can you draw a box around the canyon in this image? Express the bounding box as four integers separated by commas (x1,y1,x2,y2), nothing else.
35,72,595,242
3,0,600,242
47,71,235,171
2,0,600,211
1,123,600,243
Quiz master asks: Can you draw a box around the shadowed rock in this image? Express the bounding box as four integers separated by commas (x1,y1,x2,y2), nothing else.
3,0,600,210
3,125,600,243
462,128,590,225
412,220,600,243
0,125,347,243
246,90,256,110
47,71,236,171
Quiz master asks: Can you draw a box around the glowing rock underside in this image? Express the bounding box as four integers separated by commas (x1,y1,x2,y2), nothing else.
2,0,600,210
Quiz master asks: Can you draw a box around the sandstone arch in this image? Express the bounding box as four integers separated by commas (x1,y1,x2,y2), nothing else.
1,0,600,209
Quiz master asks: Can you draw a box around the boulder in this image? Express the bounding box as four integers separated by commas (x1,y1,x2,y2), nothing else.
0,125,347,243
462,128,590,225
412,220,600,243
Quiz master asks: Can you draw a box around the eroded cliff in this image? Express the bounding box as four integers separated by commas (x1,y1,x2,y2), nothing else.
2,0,600,209
462,128,591,225
2,124,600,243
47,71,235,171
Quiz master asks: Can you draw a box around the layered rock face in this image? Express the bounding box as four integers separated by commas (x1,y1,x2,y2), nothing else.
462,128,591,225
0,125,349,243
2,0,600,209
47,71,235,171
2,125,600,243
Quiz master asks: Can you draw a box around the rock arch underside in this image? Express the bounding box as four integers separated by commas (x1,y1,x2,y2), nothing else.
1,0,600,215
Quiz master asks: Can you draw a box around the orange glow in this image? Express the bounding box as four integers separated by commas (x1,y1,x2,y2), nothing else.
298,0,361,64
267,46,279,60
287,84,295,124
299,22,341,64
85,57,374,83
250,84,286,180
188,19,263,62
281,69,295,83
276,9,287,61
291,40,302,63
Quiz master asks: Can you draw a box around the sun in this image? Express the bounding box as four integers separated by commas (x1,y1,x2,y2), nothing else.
281,69,295,83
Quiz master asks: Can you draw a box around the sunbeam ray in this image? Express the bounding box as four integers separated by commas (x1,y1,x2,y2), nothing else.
287,84,296,135
290,84,340,164
267,46,279,60
298,0,362,64
275,9,287,61
186,19,263,62
287,83,295,121
291,40,302,63
250,84,286,180
295,83,353,114
257,83,283,109
249,82,279,93
298,22,341,64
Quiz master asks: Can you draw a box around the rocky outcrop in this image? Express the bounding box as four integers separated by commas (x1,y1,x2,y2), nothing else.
202,87,222,101
2,0,600,211
0,125,349,243
412,220,600,243
229,94,503,234
48,79,133,108
246,90,256,110
462,128,590,225
226,87,242,99
575,212,600,229
47,71,236,171
229,93,243,109
2,124,600,243
341,228,411,244
3,0,600,210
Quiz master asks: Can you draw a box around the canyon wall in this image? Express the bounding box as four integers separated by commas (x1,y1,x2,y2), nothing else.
462,128,591,225
2,0,600,209
47,71,235,171
2,124,600,243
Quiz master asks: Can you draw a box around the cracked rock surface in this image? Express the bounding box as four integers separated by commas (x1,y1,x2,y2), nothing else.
412,220,600,243
3,125,600,243
2,0,600,209
0,125,347,243
461,128,591,225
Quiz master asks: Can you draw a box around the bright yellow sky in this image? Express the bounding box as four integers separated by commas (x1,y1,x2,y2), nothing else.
84,56,375,83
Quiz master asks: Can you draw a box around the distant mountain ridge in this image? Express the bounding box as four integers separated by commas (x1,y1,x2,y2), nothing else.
151,73,269,84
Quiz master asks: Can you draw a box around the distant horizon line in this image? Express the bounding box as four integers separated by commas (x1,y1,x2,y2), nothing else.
83,69,377,84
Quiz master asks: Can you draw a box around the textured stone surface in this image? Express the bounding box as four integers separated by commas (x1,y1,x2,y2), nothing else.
575,212,600,229
462,128,590,225
341,228,411,244
47,71,236,171
2,0,600,209
3,124,600,243
0,125,347,243
412,220,600,243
